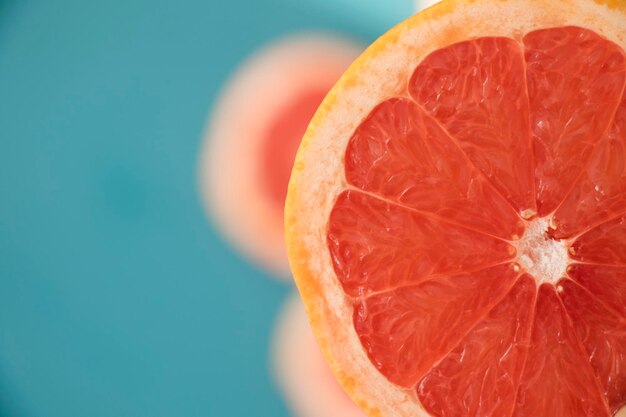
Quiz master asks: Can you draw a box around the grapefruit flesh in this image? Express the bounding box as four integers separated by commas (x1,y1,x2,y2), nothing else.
198,35,360,276
324,26,626,416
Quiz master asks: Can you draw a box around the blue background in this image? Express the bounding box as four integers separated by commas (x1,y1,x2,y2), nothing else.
0,1,411,416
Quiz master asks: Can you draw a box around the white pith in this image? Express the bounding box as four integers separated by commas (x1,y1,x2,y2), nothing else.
514,217,569,285
285,2,626,417
272,294,367,417
197,34,361,277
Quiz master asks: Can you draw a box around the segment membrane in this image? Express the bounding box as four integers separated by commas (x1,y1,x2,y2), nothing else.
524,26,626,215
553,93,626,238
328,190,515,296
354,263,520,387
571,215,626,265
560,279,626,414
409,37,535,214
417,275,536,417
567,264,626,320
345,97,524,239
512,285,610,417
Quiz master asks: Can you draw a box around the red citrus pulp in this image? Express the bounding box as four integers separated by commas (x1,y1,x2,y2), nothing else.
285,1,626,416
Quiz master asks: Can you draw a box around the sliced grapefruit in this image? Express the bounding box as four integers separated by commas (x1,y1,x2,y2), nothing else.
272,293,366,417
198,34,361,277
285,1,626,416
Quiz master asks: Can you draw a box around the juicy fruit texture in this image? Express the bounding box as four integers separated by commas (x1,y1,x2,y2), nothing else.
524,27,626,216
354,263,520,387
408,37,535,214
417,275,535,417
344,98,525,239
554,95,626,238
327,26,626,416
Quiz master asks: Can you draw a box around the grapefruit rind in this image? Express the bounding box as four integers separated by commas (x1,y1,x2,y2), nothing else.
285,1,626,416
271,293,367,417
198,34,360,277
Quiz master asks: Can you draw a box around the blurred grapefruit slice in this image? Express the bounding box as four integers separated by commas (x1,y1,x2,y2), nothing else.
285,0,626,416
198,34,361,278
272,293,366,417
415,0,441,12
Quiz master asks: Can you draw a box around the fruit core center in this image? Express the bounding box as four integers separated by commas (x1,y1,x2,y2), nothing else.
515,217,569,285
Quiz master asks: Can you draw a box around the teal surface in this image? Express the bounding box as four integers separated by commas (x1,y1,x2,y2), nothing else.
0,1,411,416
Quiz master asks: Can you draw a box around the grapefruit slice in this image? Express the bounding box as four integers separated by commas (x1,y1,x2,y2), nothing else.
198,34,361,277
285,1,626,416
272,293,366,417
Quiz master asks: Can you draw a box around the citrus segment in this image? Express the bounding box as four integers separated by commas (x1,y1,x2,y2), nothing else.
553,93,626,238
560,279,626,414
512,285,610,416
570,215,626,265
524,26,626,216
568,264,626,318
353,263,520,387
345,97,524,239
327,191,516,296
416,275,536,417
408,37,535,214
